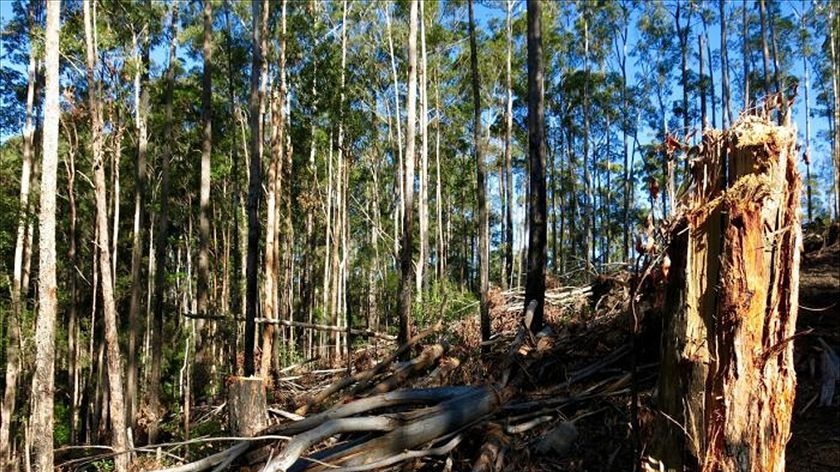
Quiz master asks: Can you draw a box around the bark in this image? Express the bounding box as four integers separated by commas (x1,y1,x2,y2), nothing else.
245,0,265,377
468,0,490,347
386,4,404,255
720,0,733,127
743,3,750,109
83,1,129,468
700,34,707,129
149,3,179,443
675,1,690,136
802,12,813,222
224,0,243,375
524,0,546,333
651,117,802,472
30,2,60,470
504,0,514,289
127,3,150,430
759,0,771,96
830,4,840,219
228,377,267,437
397,0,418,354
619,3,630,261
195,0,214,398
1,2,40,464
261,28,280,380
62,118,80,445
582,10,593,270
417,0,429,301
435,66,445,281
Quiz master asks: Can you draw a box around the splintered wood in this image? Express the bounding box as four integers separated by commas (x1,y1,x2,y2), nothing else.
650,116,802,472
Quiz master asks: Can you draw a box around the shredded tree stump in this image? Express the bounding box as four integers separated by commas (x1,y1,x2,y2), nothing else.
649,116,802,472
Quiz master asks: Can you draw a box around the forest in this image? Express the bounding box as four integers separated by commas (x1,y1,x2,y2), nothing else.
1,0,839,471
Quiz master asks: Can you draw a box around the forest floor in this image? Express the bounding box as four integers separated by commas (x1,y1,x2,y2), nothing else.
786,241,840,472
140,235,839,472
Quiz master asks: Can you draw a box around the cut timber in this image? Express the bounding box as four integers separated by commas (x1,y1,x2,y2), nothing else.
649,116,802,472
228,376,267,437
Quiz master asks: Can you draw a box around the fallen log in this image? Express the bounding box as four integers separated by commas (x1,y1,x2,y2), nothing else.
269,385,515,471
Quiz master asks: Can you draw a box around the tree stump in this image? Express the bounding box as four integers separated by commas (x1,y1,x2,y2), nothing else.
649,116,802,472
228,376,267,437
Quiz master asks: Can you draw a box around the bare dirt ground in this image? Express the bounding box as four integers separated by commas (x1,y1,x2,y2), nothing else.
787,242,840,472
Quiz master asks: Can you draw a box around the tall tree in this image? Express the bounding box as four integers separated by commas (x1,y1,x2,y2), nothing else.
720,0,733,127
417,0,429,301
397,0,418,353
30,1,60,470
759,0,772,96
195,0,215,398
83,1,129,467
468,0,490,347
127,0,151,429
245,0,265,377
503,0,514,287
149,2,179,443
524,0,547,333
1,1,40,465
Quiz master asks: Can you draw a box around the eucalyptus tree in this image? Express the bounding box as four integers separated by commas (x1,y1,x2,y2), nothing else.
30,0,60,470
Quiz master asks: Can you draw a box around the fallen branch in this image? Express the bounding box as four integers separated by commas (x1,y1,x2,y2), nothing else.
297,321,442,415
368,343,447,395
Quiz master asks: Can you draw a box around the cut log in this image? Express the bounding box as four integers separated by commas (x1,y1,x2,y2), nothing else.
228,376,267,437
649,116,802,472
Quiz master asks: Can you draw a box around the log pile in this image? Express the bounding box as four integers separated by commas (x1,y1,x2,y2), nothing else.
151,272,644,472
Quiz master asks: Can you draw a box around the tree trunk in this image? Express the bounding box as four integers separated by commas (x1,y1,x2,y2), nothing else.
30,2,60,470
700,34,707,129
620,4,630,261
417,0,429,302
386,4,404,260
397,0,418,356
149,2,179,443
195,0,214,398
802,12,813,222
759,0,771,97
435,66,446,282
127,3,150,431
582,9,594,273
504,0,514,287
743,3,750,109
2,2,40,464
829,3,840,219
524,0,546,333
720,0,733,127
62,119,80,445
468,0,489,347
261,28,280,380
650,117,802,472
224,0,243,375
245,0,265,377
83,1,129,468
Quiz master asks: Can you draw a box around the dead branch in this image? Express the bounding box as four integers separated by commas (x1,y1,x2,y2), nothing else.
297,321,442,415
368,343,447,395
